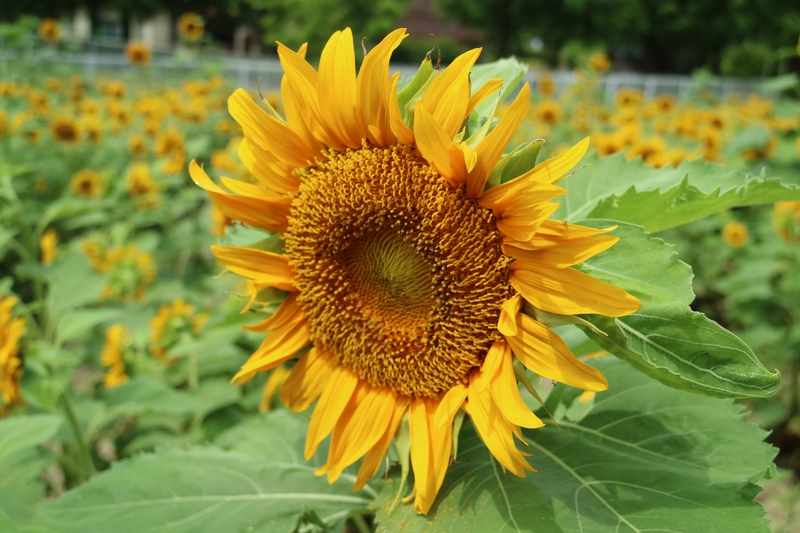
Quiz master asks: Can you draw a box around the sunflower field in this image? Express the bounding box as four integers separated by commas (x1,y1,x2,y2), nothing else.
2,16,800,533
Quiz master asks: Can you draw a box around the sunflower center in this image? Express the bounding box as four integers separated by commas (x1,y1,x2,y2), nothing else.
286,142,513,398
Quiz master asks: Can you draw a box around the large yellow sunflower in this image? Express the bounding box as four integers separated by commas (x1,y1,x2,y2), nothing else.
190,28,641,515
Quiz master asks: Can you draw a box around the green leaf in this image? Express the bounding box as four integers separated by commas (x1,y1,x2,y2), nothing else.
374,358,776,532
0,415,61,522
557,152,800,233
55,308,124,345
40,411,373,533
577,220,780,398
0,415,61,460
469,57,527,117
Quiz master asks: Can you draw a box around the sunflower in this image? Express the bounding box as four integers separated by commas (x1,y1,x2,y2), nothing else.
588,52,611,72
100,325,130,389
149,298,208,362
71,169,104,198
722,221,748,247
40,228,58,265
771,201,800,243
50,116,82,143
535,100,562,126
191,28,640,515
128,133,148,157
537,72,556,97
125,41,152,67
0,293,25,407
126,162,161,209
38,18,61,44
176,12,204,42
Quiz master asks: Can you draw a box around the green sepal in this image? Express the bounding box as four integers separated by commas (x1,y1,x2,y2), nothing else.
484,139,545,190
397,54,436,126
451,410,465,461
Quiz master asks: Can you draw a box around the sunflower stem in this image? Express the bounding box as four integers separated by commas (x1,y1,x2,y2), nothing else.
60,389,95,478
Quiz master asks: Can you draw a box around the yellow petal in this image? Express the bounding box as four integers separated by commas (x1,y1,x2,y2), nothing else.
304,364,359,460
277,42,344,150
410,398,452,515
506,313,608,391
478,339,508,393
242,293,302,333
326,386,398,482
467,83,530,198
228,88,315,168
421,48,481,138
466,77,503,115
498,295,522,336
280,347,337,413
280,45,326,156
467,372,533,476
434,382,468,428
490,343,545,428
510,265,642,317
504,235,619,268
413,103,468,186
513,219,617,250
497,201,560,242
211,245,294,291
354,394,409,491
357,28,407,146
317,28,362,148
387,72,414,145
232,319,310,383
237,139,301,194
190,160,290,232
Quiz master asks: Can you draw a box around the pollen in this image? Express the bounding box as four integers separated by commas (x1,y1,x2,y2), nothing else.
286,142,514,397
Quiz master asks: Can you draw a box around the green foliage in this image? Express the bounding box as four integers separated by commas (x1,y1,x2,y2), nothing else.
243,0,407,55
556,152,800,233
721,42,773,78
374,358,776,531
576,220,780,398
37,410,373,533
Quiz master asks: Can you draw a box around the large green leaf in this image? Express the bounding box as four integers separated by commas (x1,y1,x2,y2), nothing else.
576,220,780,398
0,415,61,522
374,358,776,532
39,410,373,533
556,152,800,232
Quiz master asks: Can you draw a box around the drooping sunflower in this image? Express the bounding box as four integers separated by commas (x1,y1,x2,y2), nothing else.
125,41,152,67
191,28,641,515
176,12,204,42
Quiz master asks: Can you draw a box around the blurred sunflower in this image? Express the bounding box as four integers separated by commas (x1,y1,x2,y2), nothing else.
191,28,641,515
772,201,800,243
0,293,25,407
126,162,161,209
71,169,104,198
614,87,642,109
40,229,58,265
50,116,82,143
722,221,748,247
176,12,204,42
537,72,556,97
38,18,61,44
100,325,130,389
535,100,562,126
127,133,148,157
149,298,208,362
125,41,152,67
588,52,610,72
80,116,103,145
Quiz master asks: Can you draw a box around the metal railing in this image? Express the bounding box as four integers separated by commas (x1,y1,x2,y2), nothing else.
0,45,765,101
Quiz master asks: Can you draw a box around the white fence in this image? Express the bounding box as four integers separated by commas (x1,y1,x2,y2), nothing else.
0,46,765,101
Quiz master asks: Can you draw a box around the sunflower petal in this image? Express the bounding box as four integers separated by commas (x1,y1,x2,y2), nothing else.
434,382,468,428
305,364,359,460
317,29,362,148
387,72,414,145
357,28,407,146
281,347,337,413
507,313,608,391
466,77,503,115
421,48,481,138
505,235,619,268
466,83,530,198
414,103,468,186
355,395,409,490
232,319,311,383
237,138,301,194
498,295,522,336
211,245,294,291
491,342,545,428
410,398,452,515
228,89,315,167
510,265,642,317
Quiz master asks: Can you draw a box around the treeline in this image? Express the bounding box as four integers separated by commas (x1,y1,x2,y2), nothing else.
3,0,800,75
